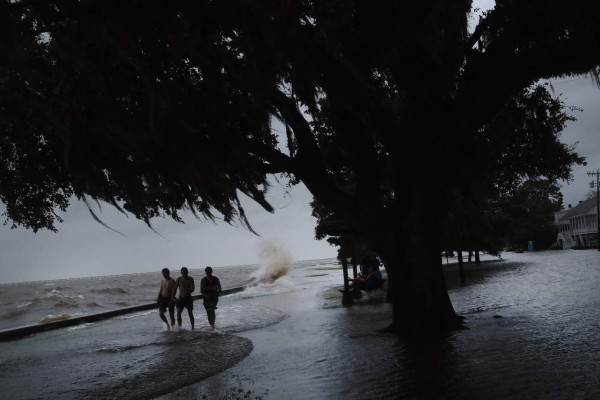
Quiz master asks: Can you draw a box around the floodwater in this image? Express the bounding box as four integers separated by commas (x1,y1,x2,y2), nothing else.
1,251,599,399
160,250,600,400
0,259,333,399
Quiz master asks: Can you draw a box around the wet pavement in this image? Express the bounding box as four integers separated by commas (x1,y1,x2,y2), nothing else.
158,250,600,399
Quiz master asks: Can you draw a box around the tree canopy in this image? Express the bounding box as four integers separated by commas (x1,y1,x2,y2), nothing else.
2,0,600,333
314,83,585,255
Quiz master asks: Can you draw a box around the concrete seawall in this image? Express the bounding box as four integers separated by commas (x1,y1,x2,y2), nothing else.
0,286,244,341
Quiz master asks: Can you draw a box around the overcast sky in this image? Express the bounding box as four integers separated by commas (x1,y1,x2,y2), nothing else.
0,181,335,283
1,3,599,283
552,77,600,208
469,0,600,205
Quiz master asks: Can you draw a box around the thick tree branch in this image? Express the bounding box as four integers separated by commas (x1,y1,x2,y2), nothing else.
269,89,357,215
245,139,296,174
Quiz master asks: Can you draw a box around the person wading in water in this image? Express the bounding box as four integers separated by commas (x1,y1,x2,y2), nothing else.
175,267,195,329
200,266,222,328
157,268,177,330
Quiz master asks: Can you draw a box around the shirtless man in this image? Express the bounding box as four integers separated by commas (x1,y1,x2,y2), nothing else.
200,266,222,328
157,268,177,330
175,267,195,329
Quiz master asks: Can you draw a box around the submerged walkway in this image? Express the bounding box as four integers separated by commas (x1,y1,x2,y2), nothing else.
0,287,244,341
158,250,600,399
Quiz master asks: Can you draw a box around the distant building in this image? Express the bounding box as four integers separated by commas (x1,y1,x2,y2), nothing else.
554,198,598,249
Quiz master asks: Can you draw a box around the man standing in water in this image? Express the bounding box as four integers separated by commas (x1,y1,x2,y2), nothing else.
200,266,222,328
175,267,195,329
157,268,177,330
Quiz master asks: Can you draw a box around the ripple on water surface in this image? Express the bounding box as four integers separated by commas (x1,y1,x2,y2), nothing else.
0,298,287,399
0,323,253,400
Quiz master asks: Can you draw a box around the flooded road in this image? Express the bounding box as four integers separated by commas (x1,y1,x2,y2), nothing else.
1,252,598,399
443,250,600,399
161,250,600,399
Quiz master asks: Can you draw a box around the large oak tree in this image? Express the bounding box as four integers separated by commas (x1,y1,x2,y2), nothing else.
1,1,599,333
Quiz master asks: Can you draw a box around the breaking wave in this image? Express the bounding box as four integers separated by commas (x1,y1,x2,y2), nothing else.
0,308,28,320
91,287,128,295
40,291,83,307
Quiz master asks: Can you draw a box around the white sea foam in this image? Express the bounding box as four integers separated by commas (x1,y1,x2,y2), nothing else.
68,323,93,331
241,276,299,298
39,313,72,323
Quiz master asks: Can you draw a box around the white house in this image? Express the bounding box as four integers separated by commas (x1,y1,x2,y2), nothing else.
554,198,598,249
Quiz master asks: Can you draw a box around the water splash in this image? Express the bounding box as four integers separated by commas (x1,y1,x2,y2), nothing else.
249,240,293,283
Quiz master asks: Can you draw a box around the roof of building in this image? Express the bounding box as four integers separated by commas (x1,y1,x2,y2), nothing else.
559,198,597,221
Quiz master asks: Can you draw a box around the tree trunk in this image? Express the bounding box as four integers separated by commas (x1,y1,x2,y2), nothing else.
341,257,354,305
475,250,481,264
380,238,462,334
377,200,463,334
457,249,465,286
